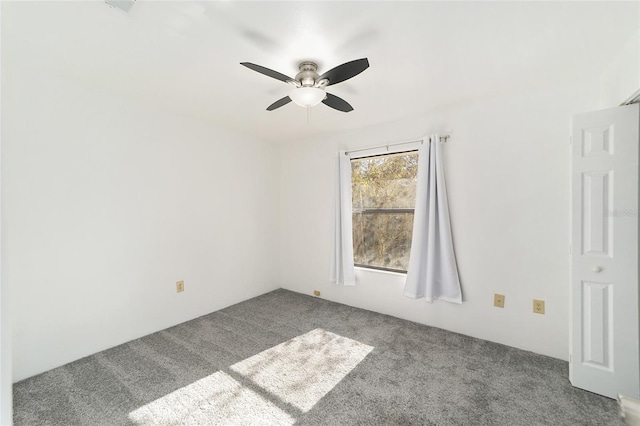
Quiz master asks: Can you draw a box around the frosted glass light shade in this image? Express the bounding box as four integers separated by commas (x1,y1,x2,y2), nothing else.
290,87,326,107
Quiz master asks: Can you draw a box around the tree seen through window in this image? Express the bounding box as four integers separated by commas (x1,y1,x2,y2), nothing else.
351,151,418,272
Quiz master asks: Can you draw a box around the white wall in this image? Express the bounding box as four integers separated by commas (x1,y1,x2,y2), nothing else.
0,4,12,423
279,83,601,361
3,65,281,382
600,29,640,107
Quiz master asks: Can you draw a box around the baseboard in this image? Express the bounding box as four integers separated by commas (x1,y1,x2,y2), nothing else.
620,394,640,425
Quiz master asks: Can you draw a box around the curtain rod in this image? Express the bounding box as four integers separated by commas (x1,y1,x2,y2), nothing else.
345,135,450,156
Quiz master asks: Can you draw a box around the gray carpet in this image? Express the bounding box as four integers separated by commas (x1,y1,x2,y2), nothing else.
14,289,623,425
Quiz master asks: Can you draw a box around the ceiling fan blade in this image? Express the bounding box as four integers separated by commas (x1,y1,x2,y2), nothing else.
322,93,354,112
240,62,293,83
267,96,292,111
318,58,369,86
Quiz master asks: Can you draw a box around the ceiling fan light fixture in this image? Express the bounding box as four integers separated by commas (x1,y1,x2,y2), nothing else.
290,87,326,108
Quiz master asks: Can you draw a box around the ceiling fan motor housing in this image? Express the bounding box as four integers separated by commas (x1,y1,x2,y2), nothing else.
296,62,319,87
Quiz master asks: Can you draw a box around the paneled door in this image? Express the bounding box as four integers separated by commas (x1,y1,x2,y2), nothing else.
570,103,640,399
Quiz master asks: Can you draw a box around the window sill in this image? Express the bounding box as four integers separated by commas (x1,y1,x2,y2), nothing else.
354,266,407,277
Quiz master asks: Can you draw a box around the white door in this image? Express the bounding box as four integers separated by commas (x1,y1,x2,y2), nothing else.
570,103,640,399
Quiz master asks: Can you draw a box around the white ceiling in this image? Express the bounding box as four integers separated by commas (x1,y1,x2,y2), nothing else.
3,1,639,143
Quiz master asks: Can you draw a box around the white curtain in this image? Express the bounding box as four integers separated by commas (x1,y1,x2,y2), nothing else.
330,150,356,285
404,135,462,303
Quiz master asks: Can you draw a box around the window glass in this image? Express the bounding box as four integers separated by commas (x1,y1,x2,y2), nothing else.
351,151,418,272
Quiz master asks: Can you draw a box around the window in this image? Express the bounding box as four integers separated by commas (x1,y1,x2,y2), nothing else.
351,150,418,273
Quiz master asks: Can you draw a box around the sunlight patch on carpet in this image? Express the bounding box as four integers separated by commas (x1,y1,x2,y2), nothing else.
128,370,294,425
231,328,374,412
128,328,373,425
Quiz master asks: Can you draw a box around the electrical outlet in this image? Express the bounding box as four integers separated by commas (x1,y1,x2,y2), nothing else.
494,294,505,308
533,299,545,314
313,290,321,297
176,280,184,293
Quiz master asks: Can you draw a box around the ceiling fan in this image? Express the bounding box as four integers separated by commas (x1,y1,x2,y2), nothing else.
240,58,369,112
